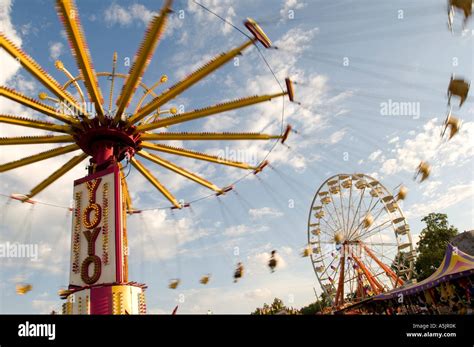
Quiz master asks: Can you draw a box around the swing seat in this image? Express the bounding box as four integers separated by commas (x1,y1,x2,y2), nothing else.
200,275,210,285
301,247,312,257
447,76,470,107
169,279,180,289
16,284,32,295
414,161,431,182
268,258,277,270
329,185,340,194
234,264,244,280
355,180,367,189
396,185,408,201
442,112,461,140
448,0,473,30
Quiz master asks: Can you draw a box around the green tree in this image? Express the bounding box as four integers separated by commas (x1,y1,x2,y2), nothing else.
299,293,330,315
251,298,299,315
415,213,458,281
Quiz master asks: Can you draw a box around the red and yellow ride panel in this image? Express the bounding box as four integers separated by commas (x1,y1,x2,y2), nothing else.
69,165,125,286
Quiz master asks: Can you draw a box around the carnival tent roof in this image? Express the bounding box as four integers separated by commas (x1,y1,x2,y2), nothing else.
373,244,474,300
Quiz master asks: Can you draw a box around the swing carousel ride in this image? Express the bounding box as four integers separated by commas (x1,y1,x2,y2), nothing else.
0,0,472,315
0,0,294,313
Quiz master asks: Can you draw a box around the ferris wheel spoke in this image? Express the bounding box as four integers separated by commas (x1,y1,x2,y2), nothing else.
140,142,256,170
0,87,78,124
328,193,345,234
345,180,353,233
114,0,173,122
26,153,88,199
137,92,290,132
357,214,394,241
0,34,79,109
316,254,338,278
0,144,79,173
318,216,338,235
347,186,366,237
56,0,105,121
348,195,378,240
130,157,180,208
363,242,398,247
137,150,222,193
140,131,284,141
349,185,365,235
314,226,335,240
349,201,386,240
0,115,71,133
0,135,73,145
322,204,343,234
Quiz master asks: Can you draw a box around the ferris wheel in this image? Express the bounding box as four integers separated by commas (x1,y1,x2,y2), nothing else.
307,173,415,309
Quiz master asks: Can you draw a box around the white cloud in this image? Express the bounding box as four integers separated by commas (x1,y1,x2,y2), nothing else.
244,287,272,299
223,224,268,237
104,3,133,26
388,136,399,144
421,180,442,198
405,183,474,219
280,0,306,21
103,2,182,37
329,129,346,144
249,250,288,273
0,0,22,85
128,210,209,260
31,299,58,314
48,41,63,60
187,0,237,36
368,149,382,162
380,119,474,177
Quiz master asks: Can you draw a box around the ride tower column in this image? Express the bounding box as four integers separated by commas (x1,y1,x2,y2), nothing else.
62,136,146,315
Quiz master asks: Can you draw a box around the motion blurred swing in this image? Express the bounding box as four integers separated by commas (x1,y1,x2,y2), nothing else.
447,0,473,31
448,75,470,108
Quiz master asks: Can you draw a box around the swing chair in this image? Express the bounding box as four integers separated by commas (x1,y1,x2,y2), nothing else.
447,75,470,108
441,111,461,140
414,161,431,183
447,0,473,32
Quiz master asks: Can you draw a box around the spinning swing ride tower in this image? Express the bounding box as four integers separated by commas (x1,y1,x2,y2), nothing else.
0,0,294,314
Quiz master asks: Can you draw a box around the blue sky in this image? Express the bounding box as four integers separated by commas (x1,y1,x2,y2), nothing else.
0,0,473,313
